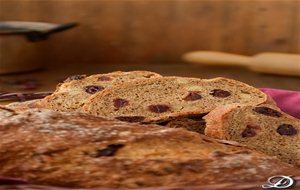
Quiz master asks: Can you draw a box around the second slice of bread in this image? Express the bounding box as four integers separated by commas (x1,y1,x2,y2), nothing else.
82,77,270,123
204,104,300,167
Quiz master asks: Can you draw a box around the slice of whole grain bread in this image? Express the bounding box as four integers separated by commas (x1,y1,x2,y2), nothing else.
39,71,161,112
82,77,271,123
204,104,300,167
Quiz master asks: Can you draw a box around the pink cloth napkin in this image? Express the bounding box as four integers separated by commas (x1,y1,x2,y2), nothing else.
260,88,300,119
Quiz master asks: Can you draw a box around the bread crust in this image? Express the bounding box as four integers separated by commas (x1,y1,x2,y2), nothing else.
204,105,238,139
1,108,299,188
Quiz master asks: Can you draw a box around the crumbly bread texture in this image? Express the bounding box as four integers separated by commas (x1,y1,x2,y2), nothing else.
39,71,161,112
82,77,270,123
1,108,299,188
204,104,300,167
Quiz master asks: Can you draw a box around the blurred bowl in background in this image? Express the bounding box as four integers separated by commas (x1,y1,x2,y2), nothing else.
0,21,77,74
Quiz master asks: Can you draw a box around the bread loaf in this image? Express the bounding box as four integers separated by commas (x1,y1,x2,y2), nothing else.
1,108,299,188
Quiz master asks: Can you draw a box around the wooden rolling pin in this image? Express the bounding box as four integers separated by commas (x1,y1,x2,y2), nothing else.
182,51,300,77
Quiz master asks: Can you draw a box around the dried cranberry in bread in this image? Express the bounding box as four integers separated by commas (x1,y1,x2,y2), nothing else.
204,104,300,167
82,77,270,123
40,71,161,112
1,108,299,188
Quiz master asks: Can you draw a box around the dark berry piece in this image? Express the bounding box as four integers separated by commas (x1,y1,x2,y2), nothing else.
115,116,145,123
209,89,231,98
277,124,297,136
84,85,104,94
183,92,203,101
90,144,124,157
148,104,170,113
241,125,261,138
113,98,129,109
67,75,86,81
253,107,282,117
98,76,112,81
